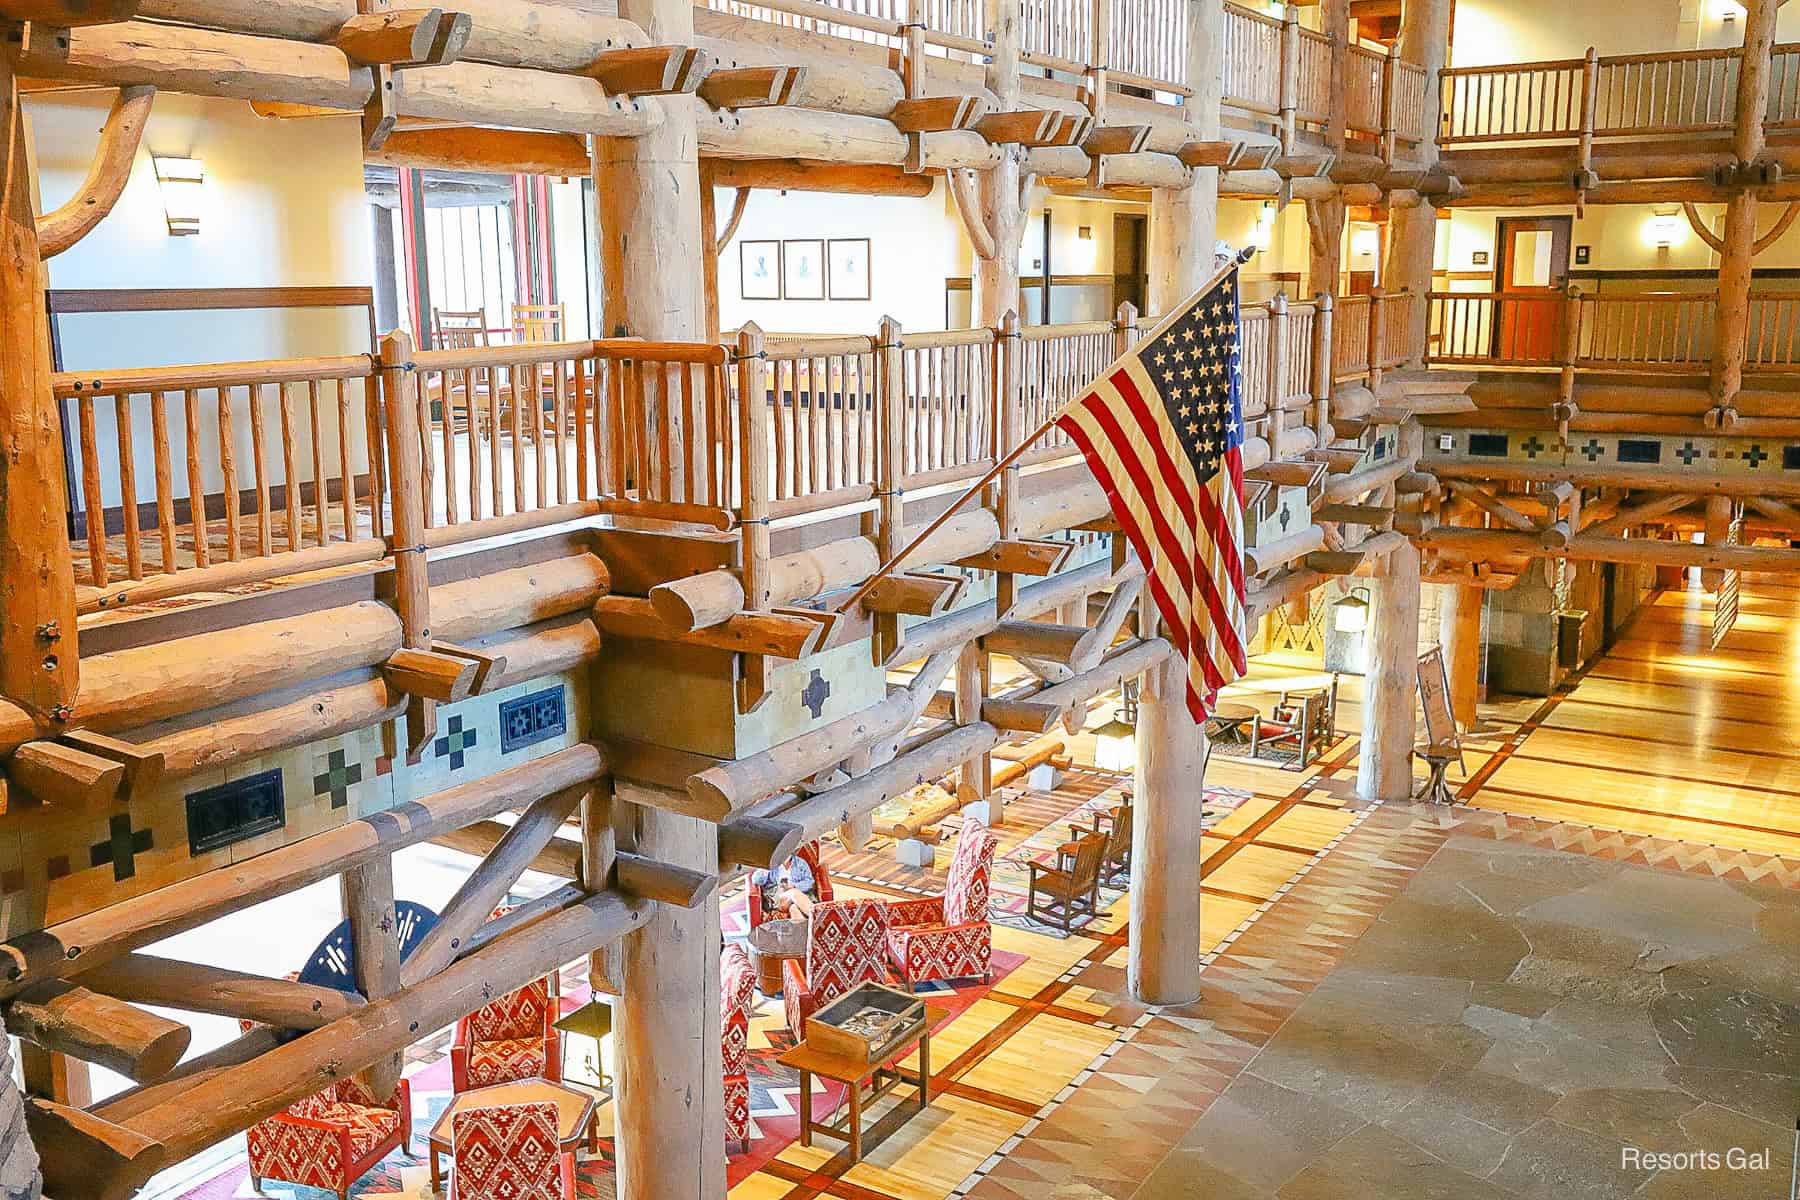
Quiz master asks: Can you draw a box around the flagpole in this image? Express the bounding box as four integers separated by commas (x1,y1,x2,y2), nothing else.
838,249,1252,616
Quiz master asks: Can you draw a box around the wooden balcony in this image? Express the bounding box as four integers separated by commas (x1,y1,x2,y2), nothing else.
1440,43,1800,146
55,295,1381,619
1426,289,1800,373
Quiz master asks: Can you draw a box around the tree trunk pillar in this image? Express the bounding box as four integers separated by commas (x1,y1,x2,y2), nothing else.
1358,528,1421,804
1440,583,1481,729
975,0,1024,325
614,790,724,1200
1384,0,1452,363
0,53,78,725
1150,0,1222,312
1128,651,1207,1006
593,1,720,1194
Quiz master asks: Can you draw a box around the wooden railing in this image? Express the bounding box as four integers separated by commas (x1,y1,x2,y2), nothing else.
56,357,383,594
66,291,1395,613
1426,289,1800,374
1438,44,1783,145
1221,3,1283,116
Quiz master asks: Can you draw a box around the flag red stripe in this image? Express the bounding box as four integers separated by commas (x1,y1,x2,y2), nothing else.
1107,367,1249,672
1056,415,1200,673
1068,393,1199,597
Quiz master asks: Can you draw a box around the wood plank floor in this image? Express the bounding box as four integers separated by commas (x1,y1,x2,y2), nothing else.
734,573,1800,1199
1456,574,1800,859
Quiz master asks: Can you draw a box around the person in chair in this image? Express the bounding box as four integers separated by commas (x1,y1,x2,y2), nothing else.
752,853,819,922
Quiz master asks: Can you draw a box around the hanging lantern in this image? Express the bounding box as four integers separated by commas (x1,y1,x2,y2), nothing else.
1332,587,1372,634
1092,681,1139,772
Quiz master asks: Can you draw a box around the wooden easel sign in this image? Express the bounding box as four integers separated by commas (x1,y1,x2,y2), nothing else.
1416,645,1466,804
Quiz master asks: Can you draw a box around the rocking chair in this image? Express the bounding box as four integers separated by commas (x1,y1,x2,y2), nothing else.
1025,831,1109,933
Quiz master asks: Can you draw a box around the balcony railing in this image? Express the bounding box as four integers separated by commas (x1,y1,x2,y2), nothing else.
1440,43,1800,145
1425,290,1800,373
62,292,1397,619
695,0,1428,145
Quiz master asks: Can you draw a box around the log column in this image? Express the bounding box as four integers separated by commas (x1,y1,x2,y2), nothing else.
1,51,79,724
1150,0,1222,310
1358,479,1422,804
613,787,724,1200
1382,0,1451,364
1128,650,1206,1006
975,0,1024,323
1440,583,1481,729
1710,0,1779,417
593,3,722,1195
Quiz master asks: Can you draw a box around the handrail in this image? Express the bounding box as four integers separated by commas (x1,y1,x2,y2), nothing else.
62,298,1377,619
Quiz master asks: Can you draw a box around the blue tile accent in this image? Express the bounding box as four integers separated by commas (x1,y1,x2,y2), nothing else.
501,685,567,754
187,769,285,856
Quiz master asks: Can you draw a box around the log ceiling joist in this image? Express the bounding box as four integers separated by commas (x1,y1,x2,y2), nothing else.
0,0,137,24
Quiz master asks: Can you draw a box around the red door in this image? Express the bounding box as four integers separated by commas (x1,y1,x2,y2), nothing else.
1493,216,1571,363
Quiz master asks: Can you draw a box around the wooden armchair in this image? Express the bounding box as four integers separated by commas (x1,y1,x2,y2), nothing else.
1025,831,1109,933
247,1076,413,1200
1249,689,1333,769
1070,800,1133,886
451,977,560,1092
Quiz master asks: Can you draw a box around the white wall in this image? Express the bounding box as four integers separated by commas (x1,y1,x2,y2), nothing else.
716,182,960,334
1452,0,1800,65
30,94,376,512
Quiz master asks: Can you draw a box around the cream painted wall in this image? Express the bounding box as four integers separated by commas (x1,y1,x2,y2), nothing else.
29,94,376,511
716,182,959,334
33,95,374,369
1453,0,1800,65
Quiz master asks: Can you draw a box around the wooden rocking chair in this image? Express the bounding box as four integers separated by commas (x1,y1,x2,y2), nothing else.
1025,831,1109,933
1249,689,1333,769
1070,800,1133,886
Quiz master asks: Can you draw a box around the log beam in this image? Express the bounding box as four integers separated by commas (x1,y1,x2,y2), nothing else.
0,743,607,999
333,7,470,66
697,64,803,109
36,83,154,257
589,44,711,96
5,982,190,1082
77,953,364,1030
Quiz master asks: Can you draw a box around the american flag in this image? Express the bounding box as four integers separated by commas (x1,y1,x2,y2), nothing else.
1054,267,1248,724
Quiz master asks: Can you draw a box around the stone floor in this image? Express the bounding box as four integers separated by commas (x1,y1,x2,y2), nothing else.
1140,827,1800,1200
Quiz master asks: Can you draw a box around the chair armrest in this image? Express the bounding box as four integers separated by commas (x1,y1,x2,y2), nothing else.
543,1028,562,1082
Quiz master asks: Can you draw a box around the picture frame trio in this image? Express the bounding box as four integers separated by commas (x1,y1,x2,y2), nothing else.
740,237,871,301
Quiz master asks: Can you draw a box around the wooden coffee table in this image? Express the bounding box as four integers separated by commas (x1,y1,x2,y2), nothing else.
746,918,809,996
1206,701,1260,744
775,1003,947,1164
427,1077,598,1194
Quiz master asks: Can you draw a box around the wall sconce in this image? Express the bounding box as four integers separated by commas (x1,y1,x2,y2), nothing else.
1077,225,1093,240
1250,201,1277,252
1091,680,1139,773
1332,586,1371,634
1716,0,1744,22
152,156,205,236
1350,227,1379,259
1647,209,1682,249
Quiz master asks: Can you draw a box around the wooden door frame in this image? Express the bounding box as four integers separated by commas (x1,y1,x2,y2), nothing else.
1493,215,1573,292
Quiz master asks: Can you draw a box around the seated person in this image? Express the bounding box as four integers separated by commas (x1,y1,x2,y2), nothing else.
752,853,818,922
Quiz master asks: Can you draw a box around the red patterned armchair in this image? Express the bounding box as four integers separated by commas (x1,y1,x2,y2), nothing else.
781,898,891,1034
747,840,834,929
449,1100,575,1200
886,826,998,990
247,1075,413,1200
451,976,561,1092
721,943,757,1154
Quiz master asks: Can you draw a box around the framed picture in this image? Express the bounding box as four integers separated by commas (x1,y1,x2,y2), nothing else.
1471,250,1490,266
740,240,781,300
783,239,826,300
828,238,872,301
1575,245,1591,265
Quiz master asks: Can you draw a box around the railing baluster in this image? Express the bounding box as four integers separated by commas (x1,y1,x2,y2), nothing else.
152,390,178,571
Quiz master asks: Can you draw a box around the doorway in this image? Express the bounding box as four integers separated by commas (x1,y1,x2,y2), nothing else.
1112,213,1147,314
1492,215,1571,362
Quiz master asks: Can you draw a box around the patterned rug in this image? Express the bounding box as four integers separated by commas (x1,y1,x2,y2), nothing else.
986,782,1249,935
166,917,1024,1199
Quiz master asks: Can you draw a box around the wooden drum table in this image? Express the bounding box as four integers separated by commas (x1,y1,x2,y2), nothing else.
777,997,948,1164
427,1077,598,1194
746,918,808,996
